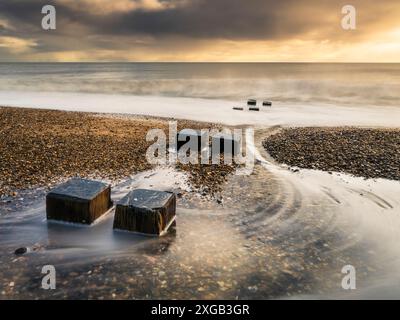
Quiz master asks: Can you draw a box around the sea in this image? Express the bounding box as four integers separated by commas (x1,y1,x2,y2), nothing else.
0,62,399,107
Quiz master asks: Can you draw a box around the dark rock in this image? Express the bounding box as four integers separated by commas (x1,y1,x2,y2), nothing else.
233,107,244,111
14,247,27,255
113,189,176,236
247,99,257,106
263,101,272,107
249,107,260,111
46,178,112,225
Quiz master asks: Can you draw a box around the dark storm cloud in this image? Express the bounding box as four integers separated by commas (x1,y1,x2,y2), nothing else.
0,0,399,61
94,0,400,40
65,0,329,40
0,0,399,40
0,0,47,31
101,0,295,40
0,0,376,40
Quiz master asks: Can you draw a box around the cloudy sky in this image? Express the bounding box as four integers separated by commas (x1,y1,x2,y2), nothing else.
0,0,399,62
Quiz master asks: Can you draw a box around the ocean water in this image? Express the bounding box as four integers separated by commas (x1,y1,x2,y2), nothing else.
0,63,399,107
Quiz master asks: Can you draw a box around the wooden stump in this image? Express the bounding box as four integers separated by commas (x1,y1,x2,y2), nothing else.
113,189,176,236
263,101,272,107
46,178,112,225
211,132,241,157
177,129,208,152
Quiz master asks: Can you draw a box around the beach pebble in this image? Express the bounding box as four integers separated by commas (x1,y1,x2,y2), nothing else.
14,247,27,255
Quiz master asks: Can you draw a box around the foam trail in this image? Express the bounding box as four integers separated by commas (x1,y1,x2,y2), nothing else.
253,130,400,299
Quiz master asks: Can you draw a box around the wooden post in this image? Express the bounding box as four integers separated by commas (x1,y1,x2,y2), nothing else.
211,132,241,157
263,101,272,107
113,189,176,236
177,129,208,152
46,178,112,225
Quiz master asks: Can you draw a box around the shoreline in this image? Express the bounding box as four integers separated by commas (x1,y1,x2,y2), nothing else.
2,107,400,200
1,91,400,127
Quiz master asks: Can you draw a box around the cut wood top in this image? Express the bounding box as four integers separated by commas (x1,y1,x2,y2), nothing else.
178,129,207,138
117,189,174,210
48,178,110,201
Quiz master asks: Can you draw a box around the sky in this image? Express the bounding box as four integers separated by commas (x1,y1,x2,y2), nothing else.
0,0,399,62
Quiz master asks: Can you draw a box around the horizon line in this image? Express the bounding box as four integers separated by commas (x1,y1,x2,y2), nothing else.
0,61,399,64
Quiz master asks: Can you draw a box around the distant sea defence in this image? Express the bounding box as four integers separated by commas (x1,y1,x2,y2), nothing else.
0,63,399,107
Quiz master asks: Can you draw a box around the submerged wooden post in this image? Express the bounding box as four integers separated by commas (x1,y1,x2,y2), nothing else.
113,189,176,236
46,178,112,225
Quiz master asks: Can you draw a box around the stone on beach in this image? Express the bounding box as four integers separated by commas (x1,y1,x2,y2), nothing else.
14,247,28,255
46,178,112,225
249,107,260,111
113,189,176,236
247,99,257,106
233,107,244,111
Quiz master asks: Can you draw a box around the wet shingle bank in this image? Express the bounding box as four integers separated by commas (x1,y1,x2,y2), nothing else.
263,127,400,181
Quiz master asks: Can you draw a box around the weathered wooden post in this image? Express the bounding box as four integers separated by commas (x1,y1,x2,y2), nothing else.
211,132,241,157
263,101,272,107
177,129,208,152
113,189,176,236
46,178,112,225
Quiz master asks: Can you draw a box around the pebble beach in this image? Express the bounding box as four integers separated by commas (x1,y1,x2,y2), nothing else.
0,107,234,199
263,127,400,181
